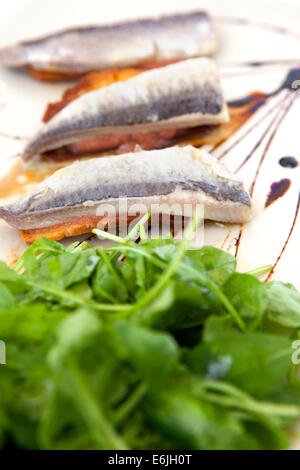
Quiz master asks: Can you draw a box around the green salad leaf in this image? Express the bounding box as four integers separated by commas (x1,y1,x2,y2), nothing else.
0,221,299,450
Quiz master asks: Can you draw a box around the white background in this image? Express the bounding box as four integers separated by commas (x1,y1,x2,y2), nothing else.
1,0,300,29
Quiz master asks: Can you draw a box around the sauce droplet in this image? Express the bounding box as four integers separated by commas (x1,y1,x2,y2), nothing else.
265,178,291,208
279,156,298,168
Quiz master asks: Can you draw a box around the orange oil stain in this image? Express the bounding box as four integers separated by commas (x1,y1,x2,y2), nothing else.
0,160,64,198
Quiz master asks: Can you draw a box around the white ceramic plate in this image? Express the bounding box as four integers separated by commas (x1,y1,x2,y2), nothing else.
0,0,299,288
0,0,300,450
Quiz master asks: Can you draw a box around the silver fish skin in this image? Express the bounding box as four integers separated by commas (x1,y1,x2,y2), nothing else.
0,11,215,73
0,146,251,231
22,58,229,159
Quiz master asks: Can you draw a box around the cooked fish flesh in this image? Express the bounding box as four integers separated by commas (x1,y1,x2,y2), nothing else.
42,68,142,122
22,58,229,160
0,146,251,242
0,11,215,79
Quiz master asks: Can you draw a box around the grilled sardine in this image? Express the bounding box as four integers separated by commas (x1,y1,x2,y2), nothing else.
0,146,251,242
0,11,215,79
22,58,229,160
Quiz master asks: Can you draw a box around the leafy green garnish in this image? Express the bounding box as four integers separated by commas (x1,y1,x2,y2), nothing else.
0,220,299,450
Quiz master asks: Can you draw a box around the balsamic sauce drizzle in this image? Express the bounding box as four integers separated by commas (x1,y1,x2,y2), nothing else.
232,91,298,261
234,226,243,258
249,92,297,196
215,16,300,41
217,94,283,160
216,16,300,278
233,92,290,173
218,65,300,164
0,131,29,141
265,179,291,208
218,65,300,267
265,192,300,281
220,229,231,250
234,59,300,68
279,156,298,168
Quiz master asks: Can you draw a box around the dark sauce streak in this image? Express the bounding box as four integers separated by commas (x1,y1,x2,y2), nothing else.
234,69,300,175
218,95,282,161
220,68,300,162
220,229,231,250
248,61,264,67
228,95,267,110
234,226,243,258
0,131,29,141
80,234,95,243
215,16,300,41
266,192,300,281
249,99,267,113
234,91,297,263
221,61,300,80
279,156,298,168
229,70,299,262
228,96,257,107
249,92,296,196
222,60,300,69
234,92,289,173
265,179,291,208
204,15,300,272
271,68,300,95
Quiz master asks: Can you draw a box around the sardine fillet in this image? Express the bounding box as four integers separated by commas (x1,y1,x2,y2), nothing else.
22,58,229,159
0,11,215,74
0,146,251,241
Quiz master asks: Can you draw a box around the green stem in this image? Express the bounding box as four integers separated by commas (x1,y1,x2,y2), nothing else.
94,288,119,305
127,210,152,240
27,281,130,312
247,265,272,277
67,361,128,449
193,380,300,418
71,241,90,252
103,245,165,269
120,213,202,315
139,223,147,242
93,229,126,245
178,263,245,331
206,278,246,331
93,210,152,244
112,382,147,426
13,258,24,273
97,248,127,289
124,232,190,315
67,241,84,252
197,379,250,400
99,216,244,330
198,391,299,419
